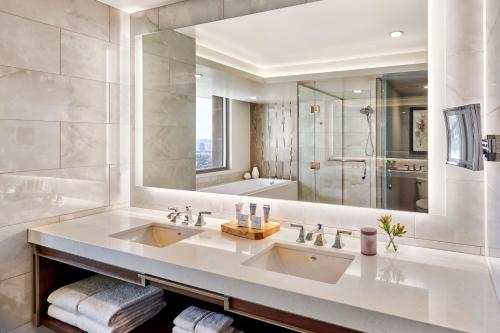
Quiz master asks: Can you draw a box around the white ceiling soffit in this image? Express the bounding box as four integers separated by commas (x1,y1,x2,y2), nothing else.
96,0,182,13
177,0,428,78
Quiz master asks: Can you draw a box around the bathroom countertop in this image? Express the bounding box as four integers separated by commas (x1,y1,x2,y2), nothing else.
28,207,500,333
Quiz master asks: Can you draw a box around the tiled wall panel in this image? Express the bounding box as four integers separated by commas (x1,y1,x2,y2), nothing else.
0,2,131,332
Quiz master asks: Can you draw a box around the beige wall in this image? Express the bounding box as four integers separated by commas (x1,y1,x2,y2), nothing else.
0,1,131,332
485,0,500,298
140,30,196,190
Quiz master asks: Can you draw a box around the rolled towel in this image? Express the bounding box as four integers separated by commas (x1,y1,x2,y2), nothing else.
48,275,120,312
173,306,211,332
78,282,163,326
78,301,166,333
47,304,79,327
195,312,234,333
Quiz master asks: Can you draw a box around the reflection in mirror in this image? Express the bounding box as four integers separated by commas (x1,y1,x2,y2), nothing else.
137,0,428,213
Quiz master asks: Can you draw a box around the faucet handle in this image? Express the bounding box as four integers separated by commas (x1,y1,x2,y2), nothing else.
314,233,326,246
168,207,178,212
290,224,305,243
333,229,352,249
336,229,352,236
195,211,211,226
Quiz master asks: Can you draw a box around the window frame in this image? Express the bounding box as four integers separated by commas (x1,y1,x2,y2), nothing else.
196,97,229,174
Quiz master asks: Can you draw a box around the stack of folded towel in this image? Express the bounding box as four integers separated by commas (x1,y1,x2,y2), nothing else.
47,274,165,333
172,306,242,333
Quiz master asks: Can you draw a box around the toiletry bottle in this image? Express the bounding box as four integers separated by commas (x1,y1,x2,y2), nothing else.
361,227,377,256
249,203,257,217
251,166,260,179
263,205,270,223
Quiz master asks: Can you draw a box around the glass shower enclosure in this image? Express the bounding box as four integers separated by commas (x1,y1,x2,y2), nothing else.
298,84,343,204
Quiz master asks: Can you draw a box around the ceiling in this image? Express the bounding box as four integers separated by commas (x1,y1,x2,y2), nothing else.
96,0,182,13
177,0,428,78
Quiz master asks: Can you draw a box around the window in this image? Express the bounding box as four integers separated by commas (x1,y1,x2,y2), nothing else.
196,96,228,172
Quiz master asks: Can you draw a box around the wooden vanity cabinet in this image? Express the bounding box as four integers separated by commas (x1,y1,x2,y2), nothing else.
33,245,359,333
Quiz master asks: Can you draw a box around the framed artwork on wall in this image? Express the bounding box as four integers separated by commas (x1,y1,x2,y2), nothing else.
410,107,428,154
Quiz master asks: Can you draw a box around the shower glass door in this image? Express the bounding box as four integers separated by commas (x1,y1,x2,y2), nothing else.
298,84,343,204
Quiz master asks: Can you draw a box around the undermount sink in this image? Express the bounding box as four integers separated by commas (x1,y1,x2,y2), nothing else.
243,243,354,284
110,223,201,248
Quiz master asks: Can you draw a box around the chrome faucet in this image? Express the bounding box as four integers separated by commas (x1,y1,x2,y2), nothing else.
290,224,305,243
306,224,326,246
195,211,211,226
332,229,352,249
167,206,194,224
167,207,180,223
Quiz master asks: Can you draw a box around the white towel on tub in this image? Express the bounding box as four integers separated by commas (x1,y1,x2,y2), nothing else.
48,275,120,312
194,312,234,333
77,282,163,326
47,304,79,327
173,306,211,331
77,301,165,333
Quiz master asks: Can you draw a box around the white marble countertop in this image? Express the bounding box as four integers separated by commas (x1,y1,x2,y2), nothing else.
28,207,500,333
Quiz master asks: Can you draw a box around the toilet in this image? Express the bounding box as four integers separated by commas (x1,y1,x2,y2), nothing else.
416,177,428,213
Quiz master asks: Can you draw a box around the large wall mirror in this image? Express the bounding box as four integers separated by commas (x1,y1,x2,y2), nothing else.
135,0,429,213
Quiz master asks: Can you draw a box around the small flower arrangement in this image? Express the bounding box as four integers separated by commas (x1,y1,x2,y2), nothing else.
378,215,406,251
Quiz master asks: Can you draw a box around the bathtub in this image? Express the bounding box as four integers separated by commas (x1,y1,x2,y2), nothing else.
198,178,298,200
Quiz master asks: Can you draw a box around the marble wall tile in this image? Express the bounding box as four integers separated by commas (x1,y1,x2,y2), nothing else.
130,9,159,42
60,122,107,168
486,19,500,112
0,120,60,173
0,273,32,333
487,185,500,250
108,124,131,165
143,125,195,162
158,0,223,30
110,164,131,205
415,179,485,246
143,90,195,127
109,83,131,124
446,0,483,54
0,12,60,74
223,0,307,19
0,166,109,228
446,51,484,106
0,67,107,123
485,0,500,40
169,59,195,97
142,54,170,91
110,8,130,46
0,217,58,281
143,30,196,65
143,160,196,190
0,0,110,41
61,30,119,83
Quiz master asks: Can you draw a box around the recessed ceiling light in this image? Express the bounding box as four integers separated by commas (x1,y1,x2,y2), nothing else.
194,73,203,78
353,89,362,94
389,30,404,38
424,85,428,89
249,96,257,100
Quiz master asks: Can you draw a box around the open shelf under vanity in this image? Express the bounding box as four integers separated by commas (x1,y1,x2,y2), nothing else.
33,246,359,333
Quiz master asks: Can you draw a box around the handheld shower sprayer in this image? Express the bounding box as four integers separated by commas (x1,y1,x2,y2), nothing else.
360,106,375,156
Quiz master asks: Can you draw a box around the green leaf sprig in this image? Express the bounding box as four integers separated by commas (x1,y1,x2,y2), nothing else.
377,215,406,251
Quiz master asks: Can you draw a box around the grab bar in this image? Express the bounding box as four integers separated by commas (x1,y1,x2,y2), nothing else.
327,158,367,179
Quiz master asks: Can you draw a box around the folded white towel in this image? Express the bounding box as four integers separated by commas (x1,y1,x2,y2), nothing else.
47,305,79,327
78,301,165,333
48,275,120,312
195,312,234,333
173,325,235,333
172,326,193,333
173,306,211,332
78,282,163,326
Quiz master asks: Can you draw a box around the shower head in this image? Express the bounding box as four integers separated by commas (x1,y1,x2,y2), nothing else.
360,105,375,115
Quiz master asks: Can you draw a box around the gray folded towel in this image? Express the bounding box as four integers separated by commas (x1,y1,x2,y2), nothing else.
195,312,234,333
48,275,121,312
78,281,163,327
78,301,166,333
173,306,211,331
